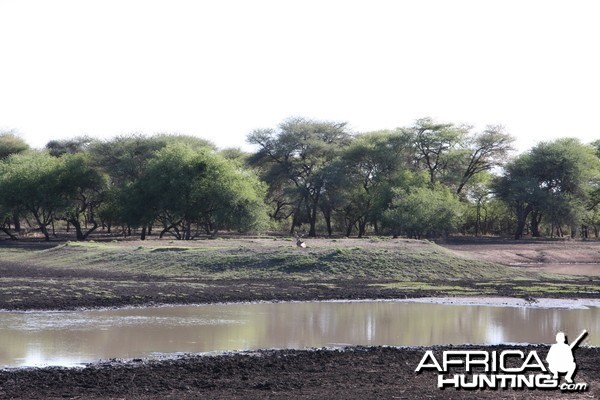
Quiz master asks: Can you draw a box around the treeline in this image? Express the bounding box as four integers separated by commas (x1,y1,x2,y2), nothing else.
0,134,267,241
1,117,600,241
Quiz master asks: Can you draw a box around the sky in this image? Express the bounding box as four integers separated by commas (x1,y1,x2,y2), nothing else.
1,0,599,153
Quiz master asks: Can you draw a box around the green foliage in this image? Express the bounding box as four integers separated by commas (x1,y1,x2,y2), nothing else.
494,138,600,238
137,143,268,238
0,120,596,240
0,151,65,239
0,132,29,160
334,130,413,237
46,136,94,157
384,185,464,238
408,117,469,186
58,153,108,240
248,117,351,237
88,134,167,184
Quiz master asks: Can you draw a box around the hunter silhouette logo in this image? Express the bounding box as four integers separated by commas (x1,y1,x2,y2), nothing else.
546,330,587,384
415,330,589,392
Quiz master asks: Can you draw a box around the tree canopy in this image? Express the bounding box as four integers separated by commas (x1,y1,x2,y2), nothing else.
2,118,599,241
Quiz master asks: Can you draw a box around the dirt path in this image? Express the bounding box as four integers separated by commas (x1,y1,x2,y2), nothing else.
442,238,600,275
518,263,600,276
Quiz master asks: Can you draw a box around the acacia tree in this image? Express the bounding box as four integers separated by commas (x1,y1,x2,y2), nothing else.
58,154,107,240
336,130,412,237
408,118,469,187
495,138,599,239
0,152,65,240
384,185,463,238
0,132,29,160
0,132,30,233
88,134,213,237
248,117,351,237
455,126,514,194
138,144,267,240
0,202,17,239
406,119,514,194
46,136,93,157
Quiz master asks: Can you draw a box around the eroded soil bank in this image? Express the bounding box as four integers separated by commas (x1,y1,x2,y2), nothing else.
0,238,599,311
1,346,598,399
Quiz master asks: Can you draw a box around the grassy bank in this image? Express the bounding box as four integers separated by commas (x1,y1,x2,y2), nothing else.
0,238,598,310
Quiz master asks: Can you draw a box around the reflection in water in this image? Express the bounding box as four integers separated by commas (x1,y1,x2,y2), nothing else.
0,301,598,367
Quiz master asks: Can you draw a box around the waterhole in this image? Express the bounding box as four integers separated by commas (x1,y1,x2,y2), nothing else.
1,298,598,367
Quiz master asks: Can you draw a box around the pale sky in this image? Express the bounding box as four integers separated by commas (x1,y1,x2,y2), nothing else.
1,0,599,153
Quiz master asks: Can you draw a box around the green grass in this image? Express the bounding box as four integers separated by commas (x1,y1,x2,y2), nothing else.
0,239,597,308
0,240,538,281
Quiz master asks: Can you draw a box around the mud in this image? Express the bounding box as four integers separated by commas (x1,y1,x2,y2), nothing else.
1,259,598,311
0,346,597,399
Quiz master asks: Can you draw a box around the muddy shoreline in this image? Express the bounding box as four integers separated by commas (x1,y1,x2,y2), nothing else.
1,346,598,399
1,259,598,312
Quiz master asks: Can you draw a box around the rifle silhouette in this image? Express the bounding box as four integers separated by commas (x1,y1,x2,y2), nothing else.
569,329,588,350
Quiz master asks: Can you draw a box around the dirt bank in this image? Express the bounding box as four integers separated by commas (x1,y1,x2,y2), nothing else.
443,237,600,266
1,346,598,399
0,238,598,311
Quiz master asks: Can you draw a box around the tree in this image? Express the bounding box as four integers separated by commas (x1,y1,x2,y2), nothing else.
0,152,65,240
406,119,514,195
336,130,413,237
495,138,599,239
408,118,469,187
88,135,167,186
57,154,107,240
455,126,514,194
0,132,29,160
46,136,93,157
0,202,18,239
0,132,30,233
384,185,463,238
138,144,267,239
88,134,190,236
248,117,351,237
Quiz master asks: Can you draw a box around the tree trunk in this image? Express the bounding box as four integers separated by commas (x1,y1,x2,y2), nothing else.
514,204,532,240
345,221,354,237
69,218,97,241
357,218,367,238
530,211,542,237
308,193,320,238
184,220,192,240
323,211,332,237
1,228,18,240
289,210,299,235
475,202,481,237
40,224,50,241
12,211,21,232
140,225,147,241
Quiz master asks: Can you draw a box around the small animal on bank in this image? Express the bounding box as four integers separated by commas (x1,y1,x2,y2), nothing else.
294,233,306,248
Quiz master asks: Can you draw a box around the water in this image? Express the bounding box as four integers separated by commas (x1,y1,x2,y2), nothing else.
1,299,598,368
